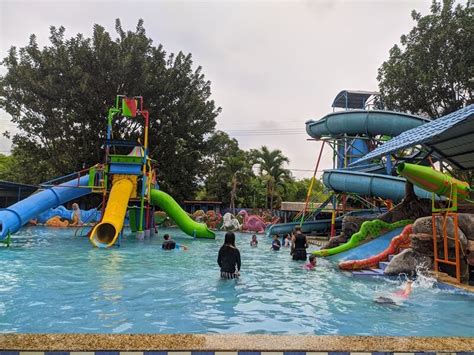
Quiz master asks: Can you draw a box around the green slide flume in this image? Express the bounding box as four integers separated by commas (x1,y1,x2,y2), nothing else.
150,189,215,239
312,219,412,257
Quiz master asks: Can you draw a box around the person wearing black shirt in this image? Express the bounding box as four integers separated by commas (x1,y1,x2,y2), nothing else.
271,235,281,251
291,226,308,260
162,234,176,250
217,232,241,279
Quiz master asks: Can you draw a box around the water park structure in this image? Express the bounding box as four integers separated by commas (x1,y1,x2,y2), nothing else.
0,95,215,248
265,91,473,286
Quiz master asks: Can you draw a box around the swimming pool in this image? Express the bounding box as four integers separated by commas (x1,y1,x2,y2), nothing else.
0,227,472,336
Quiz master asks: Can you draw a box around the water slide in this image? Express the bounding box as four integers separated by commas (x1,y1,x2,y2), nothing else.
323,227,405,262
90,178,134,248
150,189,215,239
338,224,412,270
0,175,91,241
322,170,433,202
305,110,432,203
266,111,429,238
264,209,380,238
312,219,412,257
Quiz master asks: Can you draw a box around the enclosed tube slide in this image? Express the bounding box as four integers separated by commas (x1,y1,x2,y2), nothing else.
323,170,434,202
264,219,336,239
89,178,134,248
312,219,412,257
150,189,215,239
305,110,429,139
397,163,471,200
0,175,92,240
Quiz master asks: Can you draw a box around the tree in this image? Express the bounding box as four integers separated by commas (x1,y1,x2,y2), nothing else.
0,20,220,201
282,177,327,203
203,131,254,208
250,146,291,210
377,0,473,118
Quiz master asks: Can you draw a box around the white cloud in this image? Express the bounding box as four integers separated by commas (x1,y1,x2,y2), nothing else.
0,0,432,175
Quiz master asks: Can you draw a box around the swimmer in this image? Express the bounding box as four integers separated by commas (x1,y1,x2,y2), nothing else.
271,235,281,251
375,280,413,305
304,255,317,270
162,234,189,251
250,234,258,247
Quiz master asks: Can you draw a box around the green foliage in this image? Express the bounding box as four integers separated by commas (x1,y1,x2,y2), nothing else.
203,131,254,207
281,178,327,203
250,146,291,210
377,0,473,117
0,19,220,200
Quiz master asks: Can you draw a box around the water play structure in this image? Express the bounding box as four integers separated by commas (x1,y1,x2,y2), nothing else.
0,96,214,247
265,91,431,238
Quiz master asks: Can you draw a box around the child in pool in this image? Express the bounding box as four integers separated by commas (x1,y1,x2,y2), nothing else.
250,234,258,247
304,255,317,270
271,235,281,251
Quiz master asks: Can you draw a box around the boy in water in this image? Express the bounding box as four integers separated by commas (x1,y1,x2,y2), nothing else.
271,235,281,251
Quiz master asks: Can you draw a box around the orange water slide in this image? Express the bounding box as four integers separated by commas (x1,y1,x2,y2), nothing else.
338,224,413,271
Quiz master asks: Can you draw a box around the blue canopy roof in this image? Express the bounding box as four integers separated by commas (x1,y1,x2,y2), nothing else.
353,105,474,170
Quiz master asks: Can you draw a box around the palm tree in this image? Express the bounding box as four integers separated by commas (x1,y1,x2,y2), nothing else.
251,146,291,210
223,155,245,214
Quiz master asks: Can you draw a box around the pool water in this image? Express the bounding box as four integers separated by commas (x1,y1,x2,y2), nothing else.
0,226,473,336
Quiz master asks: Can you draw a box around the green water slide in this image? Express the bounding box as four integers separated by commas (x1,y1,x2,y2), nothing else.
312,219,412,257
150,189,215,239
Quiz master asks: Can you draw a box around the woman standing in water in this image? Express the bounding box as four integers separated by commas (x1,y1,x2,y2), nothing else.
217,232,241,279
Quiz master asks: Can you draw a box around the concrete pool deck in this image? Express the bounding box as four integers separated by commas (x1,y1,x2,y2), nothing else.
0,334,473,352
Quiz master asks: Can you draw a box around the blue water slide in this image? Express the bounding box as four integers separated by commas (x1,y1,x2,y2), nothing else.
265,210,381,238
305,110,429,139
324,227,404,263
0,175,91,240
323,170,433,203
265,219,335,238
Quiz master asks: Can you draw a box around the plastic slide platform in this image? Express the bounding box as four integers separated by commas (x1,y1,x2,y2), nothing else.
0,175,92,241
150,189,215,239
312,219,412,257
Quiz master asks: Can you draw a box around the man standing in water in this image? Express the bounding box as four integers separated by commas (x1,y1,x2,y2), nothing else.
291,226,308,260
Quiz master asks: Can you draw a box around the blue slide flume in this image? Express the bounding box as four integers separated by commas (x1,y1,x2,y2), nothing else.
0,175,91,240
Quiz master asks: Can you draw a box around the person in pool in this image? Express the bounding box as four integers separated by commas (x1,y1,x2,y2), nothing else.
394,279,413,299
71,203,83,226
291,226,308,260
271,235,281,251
250,234,258,247
375,280,413,305
217,232,241,279
162,234,188,251
304,255,317,270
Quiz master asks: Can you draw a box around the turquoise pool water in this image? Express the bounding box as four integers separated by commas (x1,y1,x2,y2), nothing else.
0,226,473,336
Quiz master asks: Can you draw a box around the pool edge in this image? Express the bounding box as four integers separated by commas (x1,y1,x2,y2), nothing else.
0,334,473,352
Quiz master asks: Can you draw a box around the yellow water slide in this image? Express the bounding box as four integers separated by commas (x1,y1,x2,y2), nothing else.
90,177,135,248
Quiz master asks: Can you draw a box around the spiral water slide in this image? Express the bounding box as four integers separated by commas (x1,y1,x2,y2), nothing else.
265,111,430,238
0,175,92,241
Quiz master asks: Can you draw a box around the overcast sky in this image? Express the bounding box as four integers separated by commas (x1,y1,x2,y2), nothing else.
0,0,433,179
